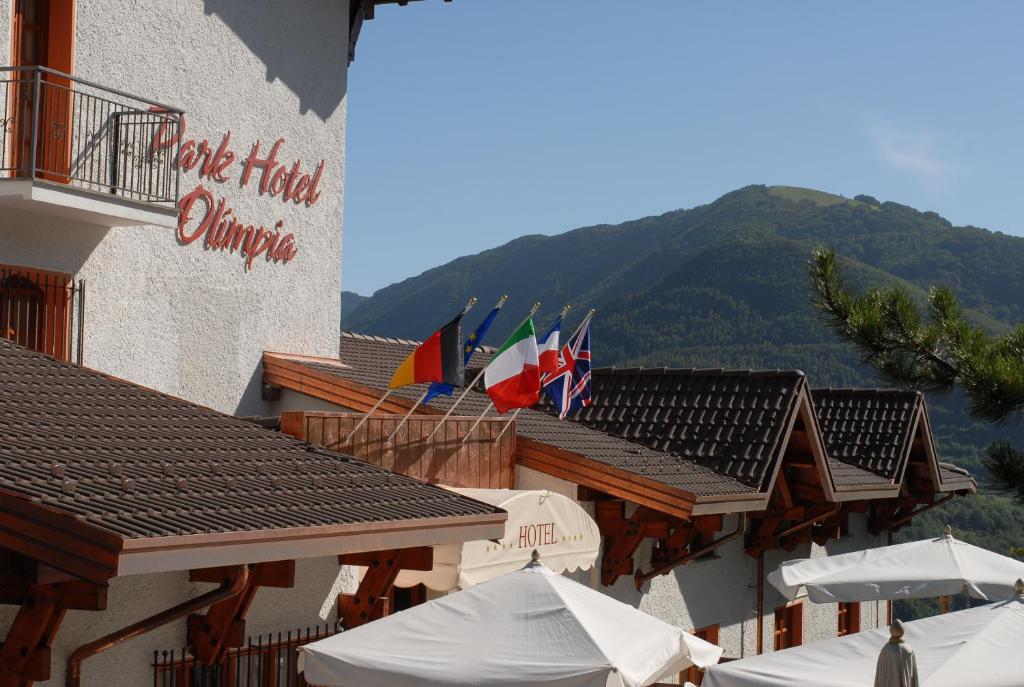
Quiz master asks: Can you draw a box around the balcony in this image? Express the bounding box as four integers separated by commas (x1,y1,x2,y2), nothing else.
0,265,84,364
0,66,182,228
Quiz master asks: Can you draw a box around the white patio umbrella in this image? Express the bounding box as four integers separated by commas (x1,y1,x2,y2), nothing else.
768,528,1024,602
300,556,723,687
702,581,1024,687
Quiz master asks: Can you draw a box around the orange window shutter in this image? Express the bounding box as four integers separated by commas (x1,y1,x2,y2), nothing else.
790,602,803,647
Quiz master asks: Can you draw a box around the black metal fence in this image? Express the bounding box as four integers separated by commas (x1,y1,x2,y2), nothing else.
0,65,182,204
152,622,339,687
0,266,83,363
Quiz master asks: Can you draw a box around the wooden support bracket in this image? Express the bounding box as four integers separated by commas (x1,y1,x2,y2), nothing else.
188,561,295,665
651,522,696,569
337,547,434,629
0,573,106,687
596,502,672,587
868,502,899,537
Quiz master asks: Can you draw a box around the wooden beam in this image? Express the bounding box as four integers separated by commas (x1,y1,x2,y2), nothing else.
338,547,433,572
188,562,294,665
576,485,609,501
650,521,696,569
597,503,666,587
788,480,825,503
869,502,898,537
0,583,79,686
337,548,434,629
0,551,105,611
189,560,295,588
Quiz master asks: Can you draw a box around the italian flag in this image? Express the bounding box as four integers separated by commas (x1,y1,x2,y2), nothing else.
484,318,541,414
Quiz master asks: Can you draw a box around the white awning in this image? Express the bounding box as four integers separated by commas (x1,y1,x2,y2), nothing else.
394,489,601,591
704,589,1024,687
302,561,723,687
767,531,1024,603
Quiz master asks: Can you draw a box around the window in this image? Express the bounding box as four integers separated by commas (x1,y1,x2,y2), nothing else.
388,583,426,614
837,602,860,636
0,265,73,360
681,625,719,685
10,0,76,180
773,602,803,650
12,0,75,70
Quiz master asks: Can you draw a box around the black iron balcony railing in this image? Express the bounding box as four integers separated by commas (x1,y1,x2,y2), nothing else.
0,66,182,204
0,266,84,364
153,622,339,687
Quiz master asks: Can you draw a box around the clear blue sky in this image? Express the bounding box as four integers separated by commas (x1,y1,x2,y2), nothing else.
344,1,1024,295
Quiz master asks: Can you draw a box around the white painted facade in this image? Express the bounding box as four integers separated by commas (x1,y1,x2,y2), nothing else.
1,1,354,684
0,0,347,415
0,558,361,687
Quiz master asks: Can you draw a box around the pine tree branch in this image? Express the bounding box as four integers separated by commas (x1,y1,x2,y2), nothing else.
807,248,1024,423
983,441,1024,504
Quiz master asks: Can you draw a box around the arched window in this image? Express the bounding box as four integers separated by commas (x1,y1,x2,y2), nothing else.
0,266,72,359
0,274,44,349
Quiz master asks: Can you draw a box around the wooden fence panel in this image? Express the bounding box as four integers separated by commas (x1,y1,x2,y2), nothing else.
288,413,517,489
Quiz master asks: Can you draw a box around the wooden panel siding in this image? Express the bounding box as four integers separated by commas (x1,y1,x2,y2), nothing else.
283,412,517,489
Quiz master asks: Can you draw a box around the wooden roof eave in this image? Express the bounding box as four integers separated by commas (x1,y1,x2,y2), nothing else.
747,381,838,503
116,510,507,577
0,490,122,585
0,486,507,581
916,403,977,494
263,352,427,415
795,386,842,503
830,483,902,501
516,437,697,521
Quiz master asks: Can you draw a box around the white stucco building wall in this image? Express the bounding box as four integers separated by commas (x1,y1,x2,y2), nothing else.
0,0,347,415
0,558,361,687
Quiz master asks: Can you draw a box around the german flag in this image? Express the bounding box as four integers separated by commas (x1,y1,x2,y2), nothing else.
389,312,466,389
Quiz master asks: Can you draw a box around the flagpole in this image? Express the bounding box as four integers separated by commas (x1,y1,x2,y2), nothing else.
349,296,477,446
491,304,581,444
425,301,541,442
384,388,430,445
460,401,494,446
343,389,393,444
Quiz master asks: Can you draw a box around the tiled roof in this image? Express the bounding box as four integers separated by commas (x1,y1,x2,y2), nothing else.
827,458,894,489
0,339,503,541
811,388,921,480
559,367,805,490
938,461,976,489
328,333,757,498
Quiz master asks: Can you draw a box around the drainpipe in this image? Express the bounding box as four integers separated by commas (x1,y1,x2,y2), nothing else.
890,493,955,529
66,565,250,687
633,514,747,590
756,554,764,655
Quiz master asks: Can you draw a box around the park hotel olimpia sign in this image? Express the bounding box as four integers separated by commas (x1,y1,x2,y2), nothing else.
152,116,326,270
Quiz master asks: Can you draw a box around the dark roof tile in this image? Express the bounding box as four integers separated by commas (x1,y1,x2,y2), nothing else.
0,339,501,541
554,366,805,490
811,388,921,480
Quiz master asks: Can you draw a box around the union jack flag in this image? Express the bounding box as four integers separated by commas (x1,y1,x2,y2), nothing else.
542,316,592,419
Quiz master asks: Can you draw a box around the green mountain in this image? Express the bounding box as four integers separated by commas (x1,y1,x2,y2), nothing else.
350,184,1024,559
341,291,369,328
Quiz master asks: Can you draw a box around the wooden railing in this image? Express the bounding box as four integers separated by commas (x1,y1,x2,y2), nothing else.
283,412,518,489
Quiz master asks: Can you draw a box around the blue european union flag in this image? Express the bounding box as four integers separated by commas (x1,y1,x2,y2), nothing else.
423,302,504,403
